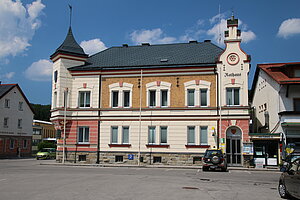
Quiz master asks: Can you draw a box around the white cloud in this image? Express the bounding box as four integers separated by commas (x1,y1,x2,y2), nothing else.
0,0,45,59
241,30,256,43
4,72,15,79
80,39,107,55
278,18,300,38
130,28,176,44
25,59,52,81
207,15,256,44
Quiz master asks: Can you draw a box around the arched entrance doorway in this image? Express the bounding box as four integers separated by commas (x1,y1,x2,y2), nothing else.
226,126,242,166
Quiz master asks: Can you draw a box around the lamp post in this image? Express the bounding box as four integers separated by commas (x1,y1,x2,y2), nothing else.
62,88,68,164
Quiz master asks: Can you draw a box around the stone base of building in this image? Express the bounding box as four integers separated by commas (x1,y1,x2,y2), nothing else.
56,151,206,166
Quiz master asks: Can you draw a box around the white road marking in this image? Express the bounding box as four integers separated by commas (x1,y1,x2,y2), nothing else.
0,179,7,181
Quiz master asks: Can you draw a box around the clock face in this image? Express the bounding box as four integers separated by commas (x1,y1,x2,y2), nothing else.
227,53,239,65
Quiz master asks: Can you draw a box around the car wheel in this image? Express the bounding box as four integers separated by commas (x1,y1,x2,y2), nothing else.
221,167,227,172
202,166,209,171
278,182,289,199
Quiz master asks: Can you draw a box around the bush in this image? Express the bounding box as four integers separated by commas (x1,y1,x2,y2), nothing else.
37,141,56,151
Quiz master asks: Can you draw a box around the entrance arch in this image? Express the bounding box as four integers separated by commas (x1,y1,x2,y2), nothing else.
226,126,242,166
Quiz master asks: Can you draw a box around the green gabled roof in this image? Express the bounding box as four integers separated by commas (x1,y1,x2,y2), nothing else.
50,27,87,59
69,41,223,71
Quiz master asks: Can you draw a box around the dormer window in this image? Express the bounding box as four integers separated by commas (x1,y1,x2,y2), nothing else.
294,69,300,78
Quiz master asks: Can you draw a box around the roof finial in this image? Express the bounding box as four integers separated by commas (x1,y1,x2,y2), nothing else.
68,4,72,27
231,8,234,20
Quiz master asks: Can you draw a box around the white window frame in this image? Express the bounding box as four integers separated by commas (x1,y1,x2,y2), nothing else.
184,80,211,107
187,126,195,145
146,81,171,108
122,126,129,144
160,126,168,144
109,82,133,108
111,126,118,144
78,126,90,144
200,126,208,145
78,91,91,108
226,87,240,106
148,126,156,144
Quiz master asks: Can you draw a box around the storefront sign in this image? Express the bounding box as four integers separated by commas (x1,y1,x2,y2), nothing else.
243,142,254,155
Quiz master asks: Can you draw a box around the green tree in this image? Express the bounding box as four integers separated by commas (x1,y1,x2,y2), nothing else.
31,104,51,121
37,141,56,151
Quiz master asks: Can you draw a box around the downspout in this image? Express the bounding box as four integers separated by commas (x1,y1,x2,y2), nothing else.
215,66,220,149
96,74,102,164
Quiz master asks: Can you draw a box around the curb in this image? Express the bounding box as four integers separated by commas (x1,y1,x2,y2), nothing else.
39,161,279,171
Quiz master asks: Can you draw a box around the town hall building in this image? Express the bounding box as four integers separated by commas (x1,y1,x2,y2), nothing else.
50,16,251,166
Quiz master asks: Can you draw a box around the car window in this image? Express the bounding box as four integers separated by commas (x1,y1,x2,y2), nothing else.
40,149,48,152
205,150,222,157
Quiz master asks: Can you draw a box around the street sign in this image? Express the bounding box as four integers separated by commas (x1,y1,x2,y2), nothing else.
128,154,134,160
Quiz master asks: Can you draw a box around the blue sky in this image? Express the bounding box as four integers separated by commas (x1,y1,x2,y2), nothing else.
1,0,300,104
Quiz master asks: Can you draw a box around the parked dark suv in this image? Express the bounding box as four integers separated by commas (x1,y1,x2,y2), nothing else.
202,149,227,172
278,158,300,199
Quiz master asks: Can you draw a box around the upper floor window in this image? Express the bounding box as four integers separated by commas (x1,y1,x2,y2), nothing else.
146,81,171,108
54,70,58,83
184,80,211,107
78,126,89,144
79,91,91,108
112,91,119,108
226,88,240,106
294,99,300,111
294,69,300,78
149,90,156,107
4,99,10,108
4,117,8,128
18,102,23,111
18,119,22,129
109,82,133,108
200,89,208,106
187,89,195,106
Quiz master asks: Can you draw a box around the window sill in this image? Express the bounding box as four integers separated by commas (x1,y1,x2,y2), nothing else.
76,143,90,146
146,144,170,148
185,145,210,148
108,144,131,147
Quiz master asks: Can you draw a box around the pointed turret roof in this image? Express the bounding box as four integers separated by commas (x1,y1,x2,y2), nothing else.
50,27,87,59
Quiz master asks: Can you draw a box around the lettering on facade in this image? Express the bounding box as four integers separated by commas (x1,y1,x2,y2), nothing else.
224,72,241,77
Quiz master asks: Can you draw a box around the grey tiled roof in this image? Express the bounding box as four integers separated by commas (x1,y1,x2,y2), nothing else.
0,84,15,99
51,27,87,58
69,41,223,71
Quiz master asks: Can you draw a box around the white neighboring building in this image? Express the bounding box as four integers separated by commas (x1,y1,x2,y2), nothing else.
251,62,300,166
0,84,34,158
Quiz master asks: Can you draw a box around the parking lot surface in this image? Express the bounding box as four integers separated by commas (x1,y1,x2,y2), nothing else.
0,159,282,200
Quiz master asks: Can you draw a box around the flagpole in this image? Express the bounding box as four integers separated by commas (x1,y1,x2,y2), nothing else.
138,69,143,166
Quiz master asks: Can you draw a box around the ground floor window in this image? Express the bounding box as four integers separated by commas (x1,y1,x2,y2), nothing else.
153,156,162,163
78,155,87,162
78,127,89,144
23,139,27,149
9,139,14,149
115,155,123,162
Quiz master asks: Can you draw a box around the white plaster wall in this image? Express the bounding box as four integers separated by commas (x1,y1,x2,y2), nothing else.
0,87,33,136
